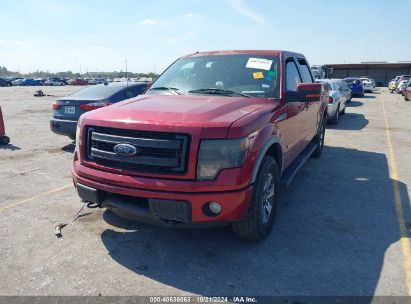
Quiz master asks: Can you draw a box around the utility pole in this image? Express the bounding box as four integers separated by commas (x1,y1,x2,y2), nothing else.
125,59,128,86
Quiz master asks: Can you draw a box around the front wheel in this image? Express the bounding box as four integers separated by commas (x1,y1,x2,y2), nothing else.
0,136,10,145
232,156,280,241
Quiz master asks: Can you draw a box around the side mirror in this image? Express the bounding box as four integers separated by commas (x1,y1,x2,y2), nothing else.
286,83,322,102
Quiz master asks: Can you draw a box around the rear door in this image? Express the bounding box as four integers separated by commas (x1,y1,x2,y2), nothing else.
297,57,319,142
281,57,307,168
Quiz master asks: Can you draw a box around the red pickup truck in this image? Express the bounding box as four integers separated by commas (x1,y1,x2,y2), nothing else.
72,50,327,240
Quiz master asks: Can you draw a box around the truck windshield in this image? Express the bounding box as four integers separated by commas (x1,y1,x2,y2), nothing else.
148,55,280,98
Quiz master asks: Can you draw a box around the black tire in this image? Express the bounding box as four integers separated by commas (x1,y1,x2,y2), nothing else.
311,118,325,158
0,136,10,145
232,156,280,241
329,105,339,125
405,96,409,101
341,107,346,115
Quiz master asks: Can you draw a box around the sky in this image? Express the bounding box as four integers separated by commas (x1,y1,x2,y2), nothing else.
0,0,410,74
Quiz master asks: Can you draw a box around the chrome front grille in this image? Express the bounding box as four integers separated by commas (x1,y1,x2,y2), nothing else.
86,126,189,174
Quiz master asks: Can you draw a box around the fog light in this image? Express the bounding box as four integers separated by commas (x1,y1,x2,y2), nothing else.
208,202,222,215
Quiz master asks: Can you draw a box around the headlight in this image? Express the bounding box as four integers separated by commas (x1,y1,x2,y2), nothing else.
75,125,80,154
197,137,250,180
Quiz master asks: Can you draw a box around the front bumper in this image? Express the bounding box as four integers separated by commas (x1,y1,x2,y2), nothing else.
72,163,253,225
50,118,77,138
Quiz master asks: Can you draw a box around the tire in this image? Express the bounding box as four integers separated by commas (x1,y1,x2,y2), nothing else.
329,105,339,125
232,156,280,241
0,136,10,145
311,118,325,158
405,95,409,101
341,106,346,115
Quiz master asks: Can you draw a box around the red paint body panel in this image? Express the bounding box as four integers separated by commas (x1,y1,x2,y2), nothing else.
72,50,327,224
0,106,5,137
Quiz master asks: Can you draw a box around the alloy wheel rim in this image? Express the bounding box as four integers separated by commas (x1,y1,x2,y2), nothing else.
261,173,275,223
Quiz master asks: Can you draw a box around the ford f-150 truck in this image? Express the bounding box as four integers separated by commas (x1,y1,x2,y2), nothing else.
72,50,328,240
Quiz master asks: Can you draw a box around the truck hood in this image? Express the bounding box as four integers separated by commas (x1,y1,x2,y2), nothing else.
81,94,268,130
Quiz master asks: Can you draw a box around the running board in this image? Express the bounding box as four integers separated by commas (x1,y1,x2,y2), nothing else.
280,143,317,189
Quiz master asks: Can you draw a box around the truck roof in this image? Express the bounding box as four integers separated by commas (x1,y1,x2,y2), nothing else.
183,50,300,58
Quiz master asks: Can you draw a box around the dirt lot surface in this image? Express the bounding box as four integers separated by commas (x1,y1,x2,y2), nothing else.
0,86,410,296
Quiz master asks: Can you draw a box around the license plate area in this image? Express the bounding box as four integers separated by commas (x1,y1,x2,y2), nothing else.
148,199,191,223
64,106,75,114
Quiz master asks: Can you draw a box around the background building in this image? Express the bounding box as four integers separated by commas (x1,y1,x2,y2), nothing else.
325,62,411,86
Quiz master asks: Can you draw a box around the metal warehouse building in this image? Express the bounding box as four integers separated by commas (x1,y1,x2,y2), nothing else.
325,62,411,86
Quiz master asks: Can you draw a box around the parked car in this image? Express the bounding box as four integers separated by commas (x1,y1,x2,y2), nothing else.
50,82,149,139
0,78,12,87
44,78,65,86
361,76,375,87
72,50,328,240
361,77,374,93
11,78,24,86
404,79,411,101
396,80,408,95
344,77,364,97
317,79,347,124
18,78,42,86
390,75,411,93
68,78,88,85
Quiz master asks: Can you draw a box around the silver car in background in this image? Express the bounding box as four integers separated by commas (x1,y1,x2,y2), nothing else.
316,79,348,125
361,77,374,93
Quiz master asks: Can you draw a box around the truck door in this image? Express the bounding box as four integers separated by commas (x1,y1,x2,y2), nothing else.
281,58,307,168
297,57,319,143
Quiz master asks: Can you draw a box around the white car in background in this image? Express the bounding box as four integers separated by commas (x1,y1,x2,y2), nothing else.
317,79,348,125
44,78,65,86
361,78,373,92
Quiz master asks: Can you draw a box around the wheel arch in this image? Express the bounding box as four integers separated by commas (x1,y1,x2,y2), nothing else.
250,137,284,183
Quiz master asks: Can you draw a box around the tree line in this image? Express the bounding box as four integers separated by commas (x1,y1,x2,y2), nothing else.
0,66,158,79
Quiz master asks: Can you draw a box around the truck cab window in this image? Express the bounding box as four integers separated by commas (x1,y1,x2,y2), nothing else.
297,58,314,83
286,60,302,92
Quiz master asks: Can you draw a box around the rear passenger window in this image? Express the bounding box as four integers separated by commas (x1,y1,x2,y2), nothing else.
297,58,313,83
286,60,302,92
131,85,147,96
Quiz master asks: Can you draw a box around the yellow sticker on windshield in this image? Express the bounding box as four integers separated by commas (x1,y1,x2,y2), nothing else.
253,72,264,79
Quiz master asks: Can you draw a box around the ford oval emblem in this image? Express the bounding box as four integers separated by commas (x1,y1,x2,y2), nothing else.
113,143,138,157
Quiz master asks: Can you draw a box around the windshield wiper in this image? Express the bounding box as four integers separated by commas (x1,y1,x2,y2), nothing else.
149,87,181,95
188,88,251,98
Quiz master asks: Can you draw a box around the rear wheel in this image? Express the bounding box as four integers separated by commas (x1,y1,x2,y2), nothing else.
312,118,325,158
232,156,280,241
405,95,409,101
329,105,339,125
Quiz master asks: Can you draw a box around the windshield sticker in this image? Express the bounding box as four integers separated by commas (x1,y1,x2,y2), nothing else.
262,84,270,89
246,58,273,70
265,70,276,81
253,72,264,79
